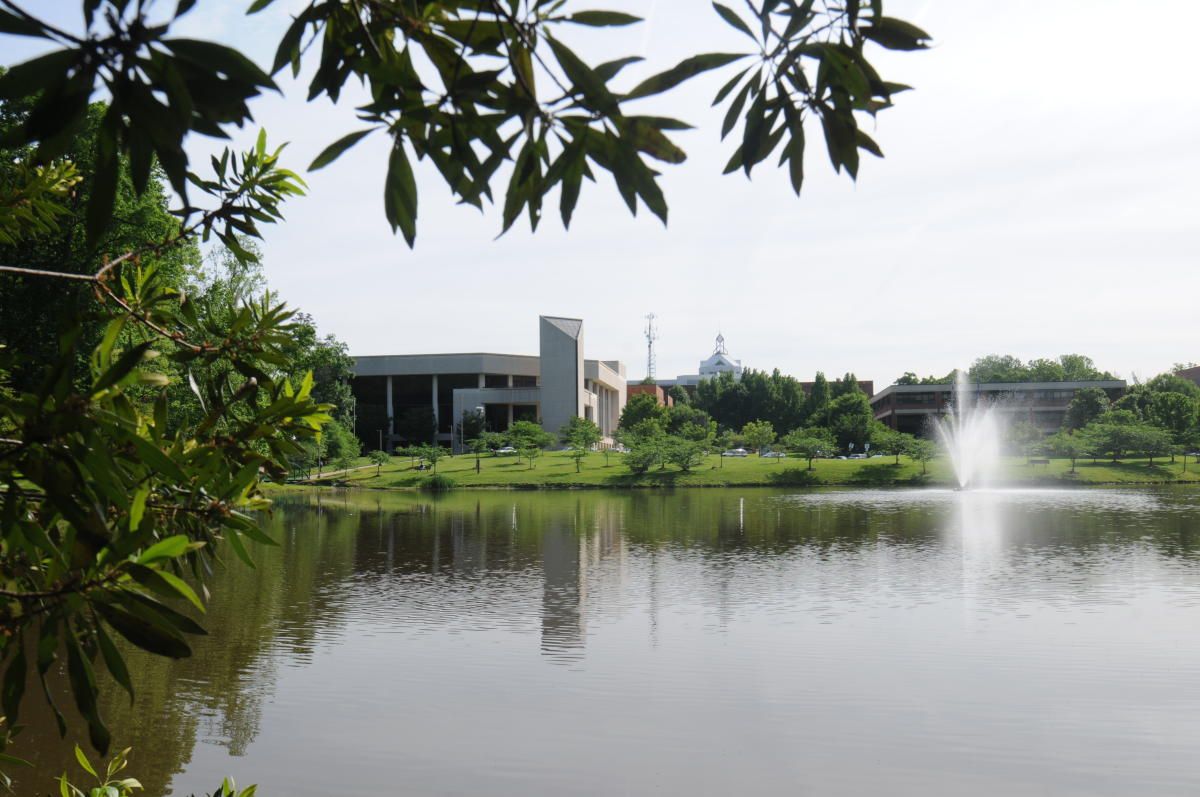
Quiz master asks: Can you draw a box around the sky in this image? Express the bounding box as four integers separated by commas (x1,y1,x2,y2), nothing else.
9,1,1200,386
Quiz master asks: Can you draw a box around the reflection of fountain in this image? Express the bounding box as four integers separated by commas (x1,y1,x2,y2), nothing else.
935,371,1002,489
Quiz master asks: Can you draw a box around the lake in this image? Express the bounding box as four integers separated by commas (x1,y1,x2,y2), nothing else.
15,487,1200,796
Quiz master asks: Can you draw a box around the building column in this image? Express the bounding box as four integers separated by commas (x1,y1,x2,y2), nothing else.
431,374,439,435
385,375,394,442
507,404,514,427
478,373,486,388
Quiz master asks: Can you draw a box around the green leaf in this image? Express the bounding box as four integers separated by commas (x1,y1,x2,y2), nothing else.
721,77,754,139
619,119,687,164
594,56,643,82
224,527,255,568
545,36,619,115
626,53,747,101
712,3,757,42
1,644,26,725
93,603,192,659
65,635,109,755
383,139,418,247
126,563,205,613
128,486,148,532
92,341,154,393
74,746,97,779
86,122,119,246
309,129,374,171
94,621,134,703
860,17,932,50
163,39,276,89
0,9,48,37
0,50,77,99
136,534,190,565
565,11,641,26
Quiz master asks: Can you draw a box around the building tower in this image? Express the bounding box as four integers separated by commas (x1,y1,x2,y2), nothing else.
714,332,727,356
644,313,659,381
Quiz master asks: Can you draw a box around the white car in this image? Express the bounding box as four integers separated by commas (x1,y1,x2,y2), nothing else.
761,451,787,458
495,446,517,455
722,448,749,457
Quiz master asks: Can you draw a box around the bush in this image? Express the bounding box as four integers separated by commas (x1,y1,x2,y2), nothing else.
420,474,456,492
624,445,660,474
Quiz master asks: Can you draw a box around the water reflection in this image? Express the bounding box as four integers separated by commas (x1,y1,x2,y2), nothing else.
12,487,1200,797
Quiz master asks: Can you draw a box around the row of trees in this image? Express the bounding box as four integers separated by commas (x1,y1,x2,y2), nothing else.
896,353,1115,385
1040,372,1200,469
690,369,865,434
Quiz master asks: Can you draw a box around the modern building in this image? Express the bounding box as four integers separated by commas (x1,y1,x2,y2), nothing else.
656,333,743,389
352,315,627,452
871,380,1127,436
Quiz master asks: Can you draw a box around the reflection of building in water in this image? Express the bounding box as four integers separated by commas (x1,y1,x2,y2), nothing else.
539,500,627,663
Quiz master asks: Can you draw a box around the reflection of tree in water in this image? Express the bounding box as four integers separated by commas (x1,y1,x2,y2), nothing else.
10,494,365,795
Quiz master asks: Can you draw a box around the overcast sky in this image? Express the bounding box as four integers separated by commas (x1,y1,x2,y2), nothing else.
13,1,1200,385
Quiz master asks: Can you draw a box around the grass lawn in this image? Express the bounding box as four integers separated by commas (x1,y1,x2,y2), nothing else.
295,451,1200,490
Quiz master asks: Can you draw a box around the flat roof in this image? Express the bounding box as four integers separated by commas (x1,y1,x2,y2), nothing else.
871,380,1126,404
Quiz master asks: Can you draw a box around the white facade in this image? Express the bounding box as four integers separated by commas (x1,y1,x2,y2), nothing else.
657,333,743,388
352,316,626,451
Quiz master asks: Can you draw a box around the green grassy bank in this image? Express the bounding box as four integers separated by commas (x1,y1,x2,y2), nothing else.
281,451,1200,491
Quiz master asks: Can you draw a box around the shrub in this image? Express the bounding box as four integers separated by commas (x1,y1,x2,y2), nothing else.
421,474,456,492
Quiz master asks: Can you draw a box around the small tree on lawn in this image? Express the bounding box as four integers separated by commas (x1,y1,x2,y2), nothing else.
1009,420,1043,464
664,437,709,472
622,419,667,474
417,444,445,473
906,438,939,475
509,420,553,470
1044,431,1085,474
368,450,390,476
874,428,913,464
782,428,836,471
1179,428,1200,473
742,420,776,454
1137,425,1173,467
560,416,602,473
466,436,491,472
480,431,508,455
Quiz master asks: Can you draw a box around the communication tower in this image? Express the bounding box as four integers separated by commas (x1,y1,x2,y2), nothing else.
644,313,659,380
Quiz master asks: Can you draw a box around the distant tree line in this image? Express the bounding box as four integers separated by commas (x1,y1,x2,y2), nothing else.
895,353,1116,385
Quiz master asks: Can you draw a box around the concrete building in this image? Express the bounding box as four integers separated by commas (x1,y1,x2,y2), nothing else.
871,380,1126,436
656,333,743,389
352,316,626,452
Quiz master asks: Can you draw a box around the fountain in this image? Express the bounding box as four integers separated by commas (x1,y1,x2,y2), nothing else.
935,370,1002,489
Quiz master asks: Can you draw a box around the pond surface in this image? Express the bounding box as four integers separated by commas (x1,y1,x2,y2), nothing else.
16,487,1200,796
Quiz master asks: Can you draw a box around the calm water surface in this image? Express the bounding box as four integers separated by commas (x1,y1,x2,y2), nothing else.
17,487,1200,796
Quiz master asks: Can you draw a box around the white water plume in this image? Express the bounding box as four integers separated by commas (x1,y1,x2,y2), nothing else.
935,371,1002,489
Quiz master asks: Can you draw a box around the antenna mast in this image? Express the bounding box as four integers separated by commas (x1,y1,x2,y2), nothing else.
644,313,659,381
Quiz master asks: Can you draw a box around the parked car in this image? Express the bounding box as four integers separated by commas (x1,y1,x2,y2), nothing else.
612,444,630,454
495,446,517,455
722,448,749,457
761,451,787,458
